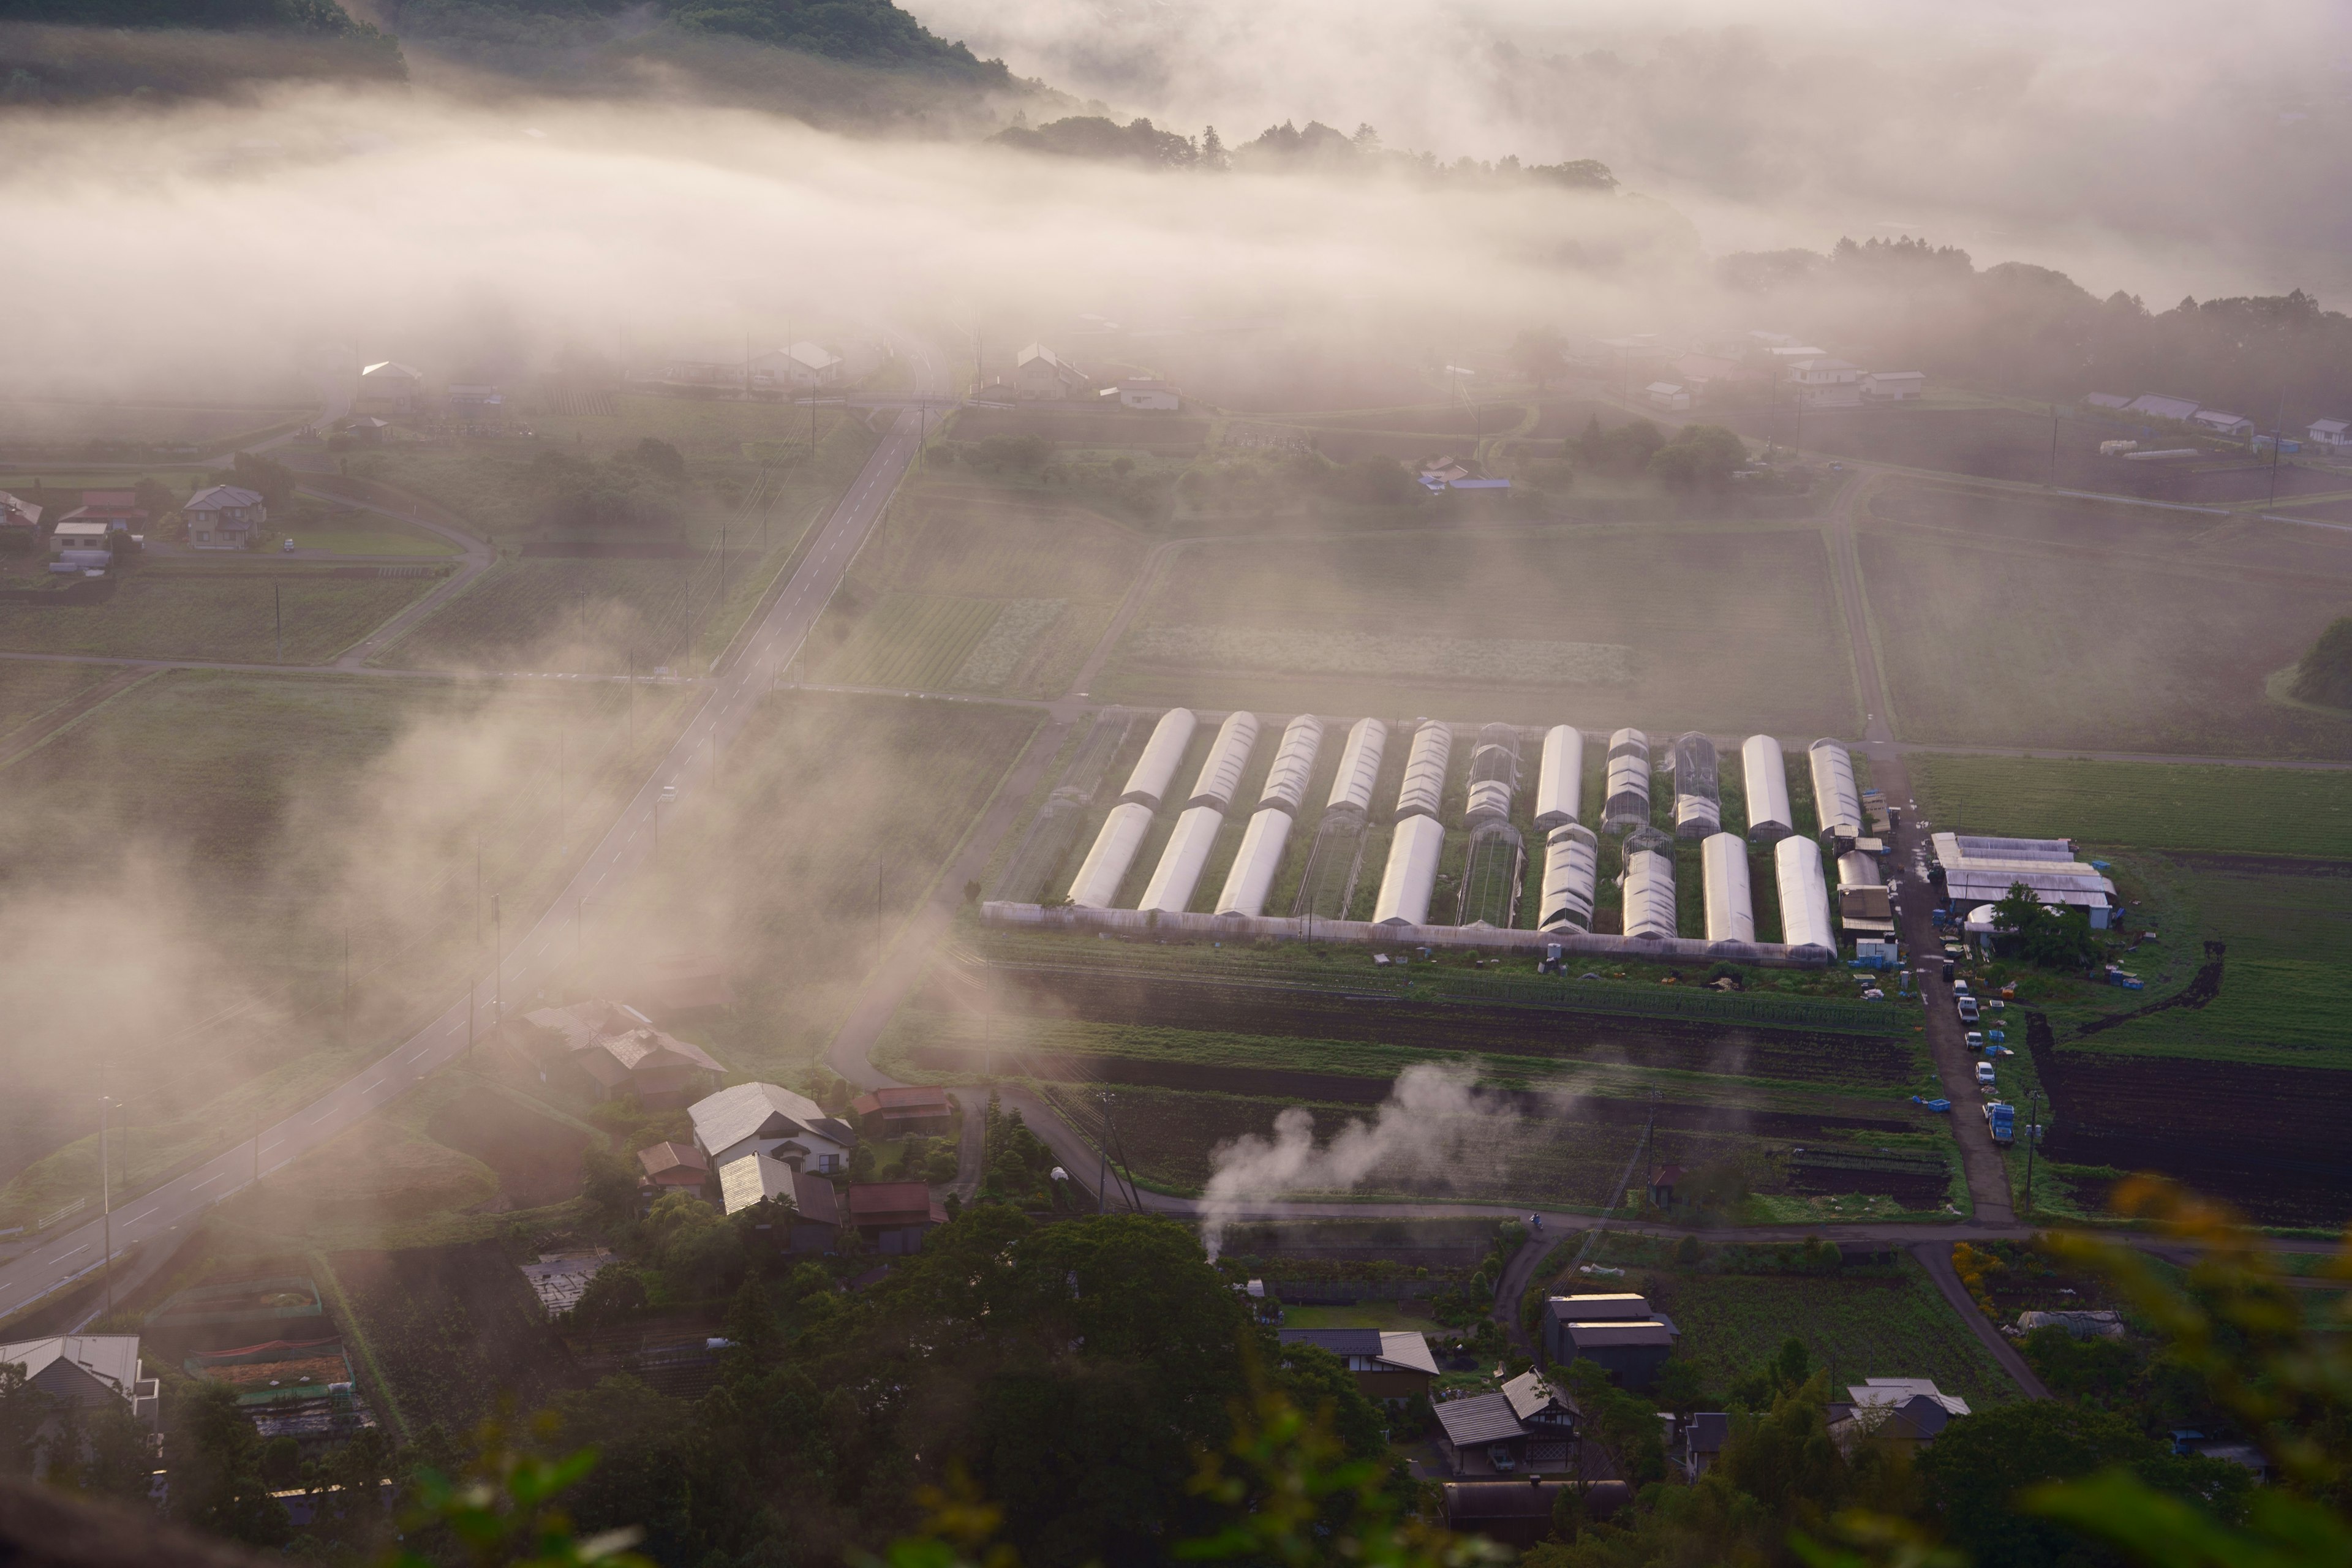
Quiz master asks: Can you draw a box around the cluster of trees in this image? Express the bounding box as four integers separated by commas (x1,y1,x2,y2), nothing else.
1569,415,1749,489
989,115,1618,194
523,437,692,533
666,0,1006,74
2291,615,2352,709
2,0,382,35
1988,883,2105,970
1722,235,2352,423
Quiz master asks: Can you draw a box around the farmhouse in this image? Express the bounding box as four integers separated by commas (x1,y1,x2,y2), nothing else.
48,520,113,557
1431,1390,1528,1475
1540,1293,1678,1388
356,360,425,414
1645,382,1691,410
1861,370,1925,401
1787,357,1863,408
1013,343,1090,401
749,342,843,393
0,1335,159,1430
845,1180,945,1253
850,1085,954,1137
524,999,724,1106
1930,831,2116,927
2308,418,2348,449
2190,409,2254,439
1276,1329,1439,1402
184,484,268,549
1826,1379,1970,1452
1104,377,1180,410
715,1148,845,1251
689,1080,858,1174
59,490,143,531
447,382,504,415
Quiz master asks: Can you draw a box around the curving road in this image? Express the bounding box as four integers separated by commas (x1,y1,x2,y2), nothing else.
0,344,952,1324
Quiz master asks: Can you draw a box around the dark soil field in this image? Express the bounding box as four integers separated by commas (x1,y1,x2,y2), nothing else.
424,1094,592,1210
330,1242,578,1432
957,968,1924,1090
2025,1008,2352,1227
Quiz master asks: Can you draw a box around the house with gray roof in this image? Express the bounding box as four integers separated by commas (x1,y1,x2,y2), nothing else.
1278,1329,1438,1401
525,999,723,1106
689,1081,857,1175
184,484,266,550
0,1335,159,1431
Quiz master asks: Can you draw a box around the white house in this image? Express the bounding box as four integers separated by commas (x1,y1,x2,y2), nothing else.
184,484,267,549
1107,377,1180,411
748,342,843,394
0,1335,159,1432
1013,343,1090,401
356,360,424,415
2190,409,2254,439
1788,357,1862,408
2308,418,2349,450
1861,370,1925,401
1645,382,1691,410
688,1081,857,1175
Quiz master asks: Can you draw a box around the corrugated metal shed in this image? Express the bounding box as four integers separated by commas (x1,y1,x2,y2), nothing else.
1539,823,1600,932
1257,714,1324,813
1395,723,1453,821
1620,847,1677,939
1742,734,1793,841
1373,815,1447,926
1188,710,1261,811
1215,807,1295,916
1532,725,1584,830
1326,717,1388,813
1774,835,1837,954
1672,732,1721,839
1120,708,1198,808
1701,832,1754,945
1139,805,1224,913
1604,728,1651,829
1807,739,1862,840
1955,834,2076,862
1835,850,1882,889
1066,801,1156,908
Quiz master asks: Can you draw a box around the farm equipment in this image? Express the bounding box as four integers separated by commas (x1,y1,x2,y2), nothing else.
1985,1102,2015,1144
1912,1095,1953,1112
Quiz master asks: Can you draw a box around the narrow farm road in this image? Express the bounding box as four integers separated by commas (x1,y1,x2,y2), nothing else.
0,339,951,1327
1913,1241,2052,1399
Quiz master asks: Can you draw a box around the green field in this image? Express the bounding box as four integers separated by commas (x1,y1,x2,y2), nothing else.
286,522,459,557
819,592,1002,688
1640,1262,2018,1409
0,573,436,663
1911,754,2352,860
0,668,696,1227
1099,522,1856,734
379,557,718,673
0,659,114,743
1861,483,2352,756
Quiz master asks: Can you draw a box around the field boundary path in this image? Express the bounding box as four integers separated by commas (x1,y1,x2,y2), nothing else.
282,473,496,668
0,667,160,772
0,335,949,1328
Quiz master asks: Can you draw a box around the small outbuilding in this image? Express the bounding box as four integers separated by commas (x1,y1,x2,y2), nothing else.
1277,1329,1439,1402
636,1140,710,1193
846,1181,946,1253
850,1085,954,1138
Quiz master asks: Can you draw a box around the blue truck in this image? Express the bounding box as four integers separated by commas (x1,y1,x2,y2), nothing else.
1985,1101,2015,1144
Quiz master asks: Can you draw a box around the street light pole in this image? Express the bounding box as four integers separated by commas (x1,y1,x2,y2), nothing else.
99,1070,112,1317
492,893,503,1035
2023,1088,2043,1215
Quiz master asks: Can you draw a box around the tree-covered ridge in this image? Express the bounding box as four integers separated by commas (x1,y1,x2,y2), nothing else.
991,113,1621,190
668,0,1005,73
0,0,377,34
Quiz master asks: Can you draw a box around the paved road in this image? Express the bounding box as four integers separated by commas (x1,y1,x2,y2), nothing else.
0,339,948,1324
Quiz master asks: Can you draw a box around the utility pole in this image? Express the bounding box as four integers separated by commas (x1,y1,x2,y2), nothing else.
875,853,884,965
2269,387,2288,508
1096,1089,1112,1215
2023,1088,2043,1214
342,922,350,1023
274,584,282,664
492,892,503,1035
627,648,636,747
475,835,482,946
2047,405,2059,488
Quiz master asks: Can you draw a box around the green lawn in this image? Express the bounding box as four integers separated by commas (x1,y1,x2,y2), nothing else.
1910,755,2352,860
1648,1262,2018,1409
0,573,435,663
287,524,459,557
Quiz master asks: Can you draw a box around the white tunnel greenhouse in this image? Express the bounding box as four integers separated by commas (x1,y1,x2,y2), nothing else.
1373,814,1448,926
1120,708,1198,809
1257,714,1324,813
1538,823,1600,932
1603,728,1652,830
1066,801,1156,908
1464,723,1521,823
1326,717,1388,815
1532,725,1585,830
1672,732,1721,840
1774,834,1838,955
1620,846,1678,938
1187,709,1261,812
1215,807,1294,917
1701,832,1754,945
1394,722,1453,821
1742,734,1793,842
1138,805,1225,913
1807,739,1863,842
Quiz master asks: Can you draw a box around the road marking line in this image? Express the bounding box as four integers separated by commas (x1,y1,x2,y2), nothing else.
127,1208,157,1224
55,1245,88,1260
192,1173,224,1188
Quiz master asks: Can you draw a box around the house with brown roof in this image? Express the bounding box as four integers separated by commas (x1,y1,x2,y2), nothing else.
845,1181,945,1254
636,1140,709,1193
850,1085,954,1138
524,1000,725,1106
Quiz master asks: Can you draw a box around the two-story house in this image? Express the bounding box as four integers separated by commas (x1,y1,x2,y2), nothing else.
184,484,267,549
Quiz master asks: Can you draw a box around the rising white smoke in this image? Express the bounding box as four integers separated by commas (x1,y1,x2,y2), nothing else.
1198,1060,1522,1260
